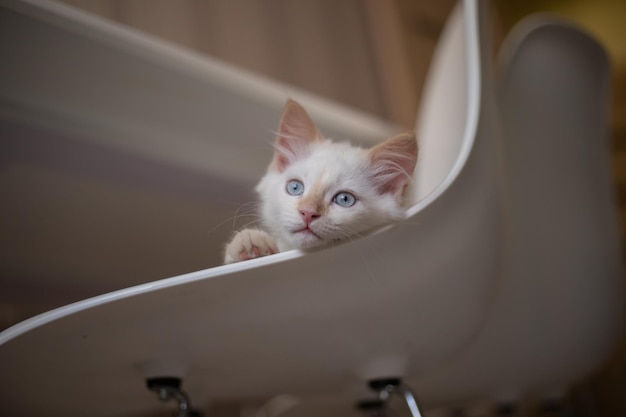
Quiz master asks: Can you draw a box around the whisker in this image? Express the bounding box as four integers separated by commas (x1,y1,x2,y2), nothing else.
336,225,377,246
207,214,257,236
233,205,251,229
230,201,263,229
239,218,262,230
206,201,262,236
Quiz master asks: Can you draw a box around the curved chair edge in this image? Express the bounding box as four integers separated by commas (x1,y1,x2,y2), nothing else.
0,0,487,347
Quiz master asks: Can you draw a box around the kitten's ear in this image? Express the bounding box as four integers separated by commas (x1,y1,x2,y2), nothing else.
271,99,322,172
368,132,418,197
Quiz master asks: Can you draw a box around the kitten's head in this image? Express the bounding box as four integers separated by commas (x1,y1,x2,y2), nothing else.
256,99,417,250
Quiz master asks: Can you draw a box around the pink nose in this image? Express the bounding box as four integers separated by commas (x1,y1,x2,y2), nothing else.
299,209,321,225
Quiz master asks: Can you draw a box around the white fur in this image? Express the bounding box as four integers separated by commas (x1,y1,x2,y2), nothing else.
256,139,407,251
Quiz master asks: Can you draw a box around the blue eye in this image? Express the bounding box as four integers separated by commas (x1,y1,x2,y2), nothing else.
286,180,304,196
333,192,356,207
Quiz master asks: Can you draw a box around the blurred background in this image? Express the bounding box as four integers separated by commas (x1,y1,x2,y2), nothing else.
1,0,625,415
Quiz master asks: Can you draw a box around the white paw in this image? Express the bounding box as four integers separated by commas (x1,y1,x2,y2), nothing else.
223,229,279,264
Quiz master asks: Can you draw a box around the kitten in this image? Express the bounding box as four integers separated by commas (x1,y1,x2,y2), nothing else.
223,99,417,264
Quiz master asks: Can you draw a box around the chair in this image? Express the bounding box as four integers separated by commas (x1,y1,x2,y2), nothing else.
411,13,623,409
0,0,621,415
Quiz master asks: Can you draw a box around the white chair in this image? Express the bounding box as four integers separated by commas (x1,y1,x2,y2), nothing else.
409,12,623,410
0,0,621,416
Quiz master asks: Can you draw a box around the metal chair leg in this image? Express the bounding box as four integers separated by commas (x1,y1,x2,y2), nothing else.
368,378,424,417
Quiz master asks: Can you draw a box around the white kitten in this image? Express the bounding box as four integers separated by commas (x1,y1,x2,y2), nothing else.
223,99,417,264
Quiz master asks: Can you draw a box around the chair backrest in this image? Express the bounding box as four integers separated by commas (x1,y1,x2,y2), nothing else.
496,15,623,383
414,3,470,201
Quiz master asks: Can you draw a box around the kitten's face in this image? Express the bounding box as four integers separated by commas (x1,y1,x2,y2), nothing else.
256,100,417,251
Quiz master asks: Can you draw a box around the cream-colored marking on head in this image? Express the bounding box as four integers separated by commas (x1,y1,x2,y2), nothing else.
297,176,328,217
